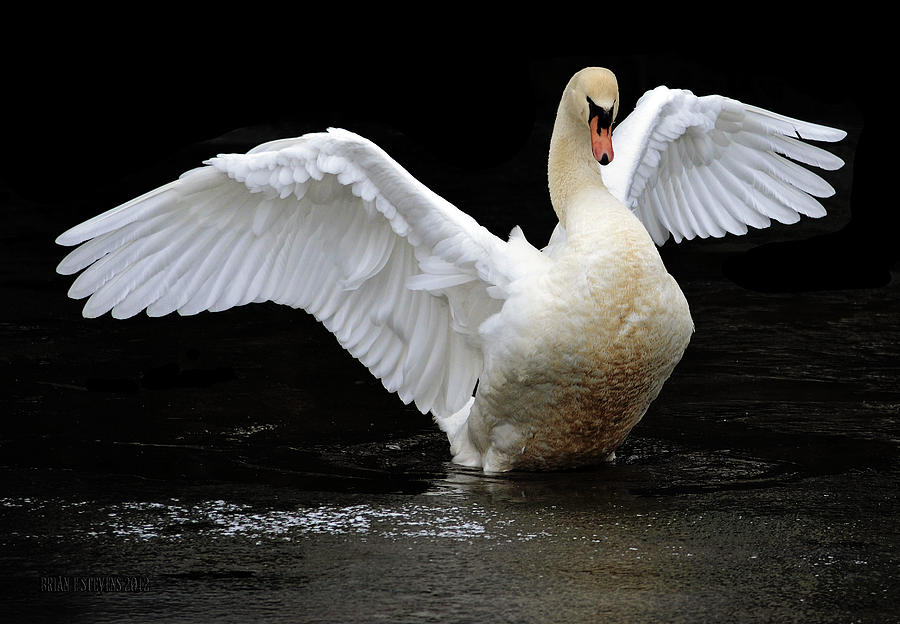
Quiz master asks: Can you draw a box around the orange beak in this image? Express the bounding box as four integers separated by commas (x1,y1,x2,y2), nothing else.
590,116,614,165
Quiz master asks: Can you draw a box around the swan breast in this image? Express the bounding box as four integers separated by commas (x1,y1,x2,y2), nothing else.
469,214,693,472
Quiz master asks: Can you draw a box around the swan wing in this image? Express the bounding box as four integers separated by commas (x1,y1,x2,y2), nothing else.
601,86,847,245
56,128,542,417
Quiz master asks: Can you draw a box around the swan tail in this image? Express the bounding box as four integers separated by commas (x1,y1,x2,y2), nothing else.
434,397,481,467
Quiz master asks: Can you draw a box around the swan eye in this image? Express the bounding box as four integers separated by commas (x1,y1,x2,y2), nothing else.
587,96,614,129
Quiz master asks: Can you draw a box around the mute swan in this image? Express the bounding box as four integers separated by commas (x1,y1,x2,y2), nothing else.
55,67,846,472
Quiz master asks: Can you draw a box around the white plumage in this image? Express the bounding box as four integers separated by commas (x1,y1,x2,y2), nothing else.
56,68,845,472
600,86,845,245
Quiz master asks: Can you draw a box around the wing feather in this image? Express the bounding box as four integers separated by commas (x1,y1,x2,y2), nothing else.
57,128,526,418
603,86,845,245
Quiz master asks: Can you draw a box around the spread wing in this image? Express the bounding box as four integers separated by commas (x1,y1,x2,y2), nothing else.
56,128,546,418
601,86,847,245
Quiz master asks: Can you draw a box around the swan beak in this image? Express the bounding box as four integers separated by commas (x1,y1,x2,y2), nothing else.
590,116,614,166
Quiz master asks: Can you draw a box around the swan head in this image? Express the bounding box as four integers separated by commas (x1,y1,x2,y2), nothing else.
563,67,619,165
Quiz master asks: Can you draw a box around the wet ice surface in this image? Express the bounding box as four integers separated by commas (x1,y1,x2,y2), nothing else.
2,111,898,621
3,267,899,623
2,421,898,624
4,251,900,622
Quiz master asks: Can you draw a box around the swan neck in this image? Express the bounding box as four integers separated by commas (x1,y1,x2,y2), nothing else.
548,106,607,227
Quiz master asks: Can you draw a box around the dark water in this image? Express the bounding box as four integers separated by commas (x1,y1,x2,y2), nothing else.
2,54,898,622
7,264,899,623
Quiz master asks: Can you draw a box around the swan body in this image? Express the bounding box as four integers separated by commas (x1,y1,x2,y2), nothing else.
55,67,846,472
457,187,692,471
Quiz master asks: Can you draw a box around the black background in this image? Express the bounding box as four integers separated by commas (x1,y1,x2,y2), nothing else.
3,35,891,289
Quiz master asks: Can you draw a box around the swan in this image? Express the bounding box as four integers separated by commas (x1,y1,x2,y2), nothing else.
55,67,846,472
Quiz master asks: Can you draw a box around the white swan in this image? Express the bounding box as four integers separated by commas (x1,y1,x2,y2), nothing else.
55,67,846,472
